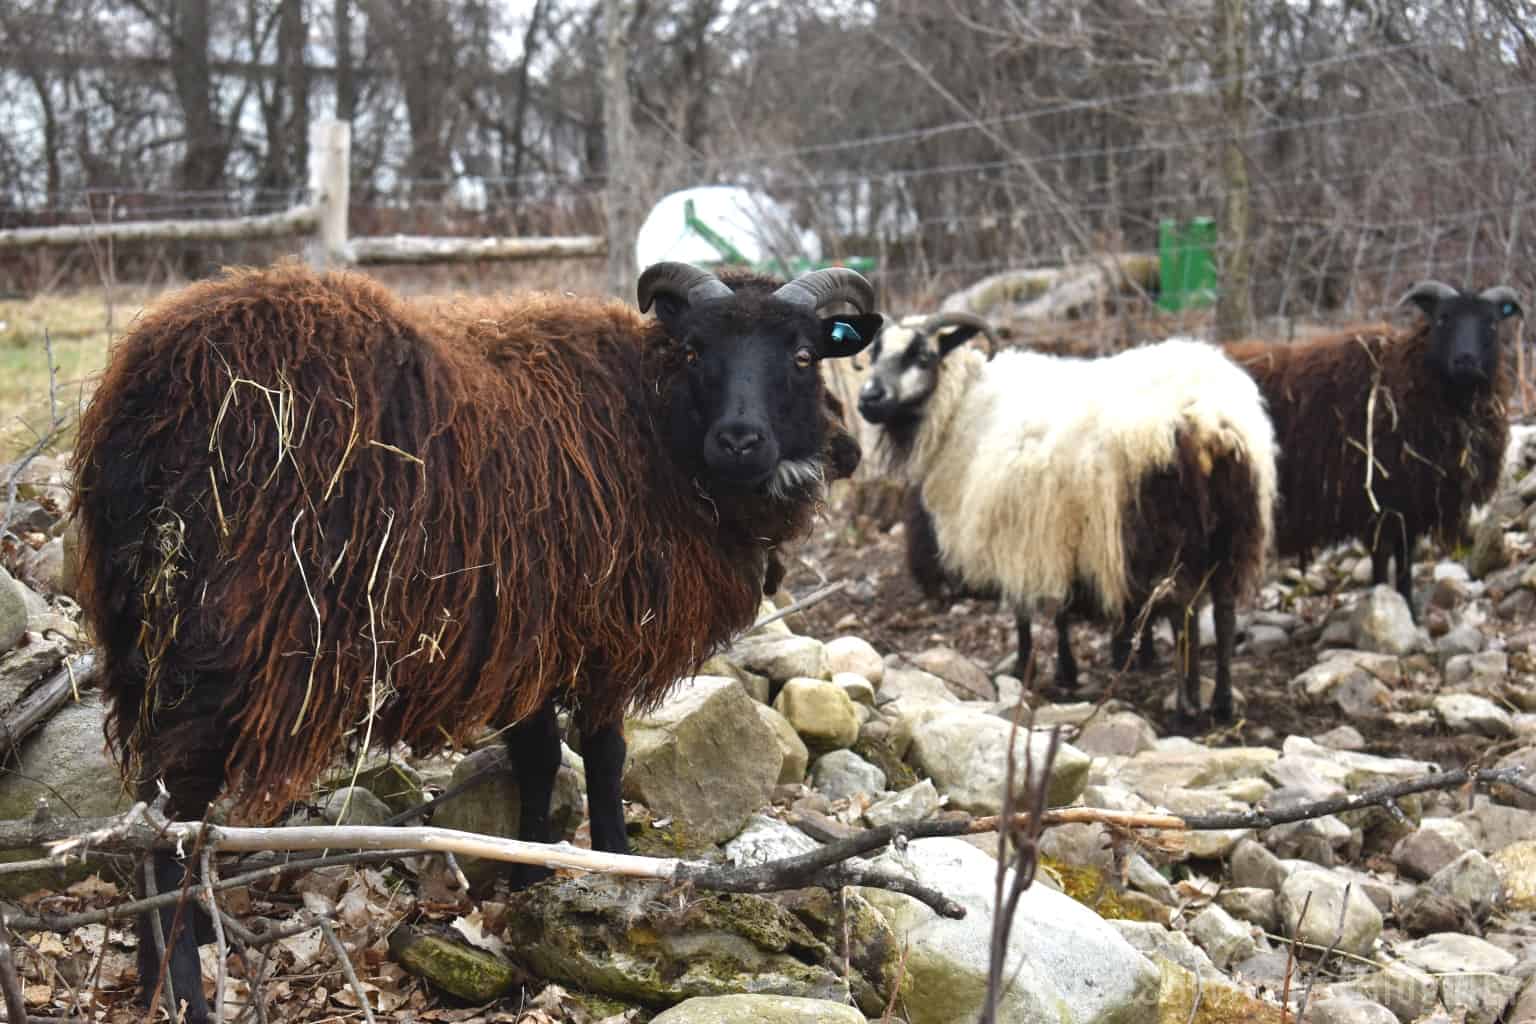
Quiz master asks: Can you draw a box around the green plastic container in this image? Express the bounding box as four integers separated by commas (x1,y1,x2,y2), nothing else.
1157,217,1218,312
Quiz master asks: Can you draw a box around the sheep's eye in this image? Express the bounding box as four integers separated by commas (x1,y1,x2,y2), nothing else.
683,345,699,366
794,347,815,369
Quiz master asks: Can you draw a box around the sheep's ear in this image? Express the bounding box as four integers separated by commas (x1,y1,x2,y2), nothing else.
1481,286,1523,321
817,315,882,359
937,324,985,356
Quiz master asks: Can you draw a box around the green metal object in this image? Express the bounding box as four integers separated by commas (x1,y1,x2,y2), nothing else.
1157,217,1218,312
681,198,876,277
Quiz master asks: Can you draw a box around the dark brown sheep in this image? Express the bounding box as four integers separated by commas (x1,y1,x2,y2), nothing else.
1224,280,1523,615
70,258,880,1022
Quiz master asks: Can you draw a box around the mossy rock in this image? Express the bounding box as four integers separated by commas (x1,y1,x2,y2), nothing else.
387,926,522,1002
501,875,856,1010
1040,856,1155,923
1152,958,1285,1024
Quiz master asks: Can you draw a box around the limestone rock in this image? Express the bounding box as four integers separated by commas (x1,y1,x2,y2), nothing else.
756,704,810,786
1074,711,1159,757
863,779,942,829
1229,838,1291,893
723,815,820,867
1215,887,1279,932
1186,904,1258,969
1393,819,1475,881
1456,798,1536,853
1304,993,1400,1024
1433,692,1515,738
320,786,392,826
1330,960,1439,1022
626,677,783,845
1348,585,1422,654
823,636,882,686
1405,850,1502,924
731,636,828,683
773,678,859,752
908,709,1090,813
809,749,886,802
1113,746,1279,802
649,995,865,1024
1112,920,1219,978
857,837,1161,1024
908,646,994,700
1396,933,1522,1024
431,743,585,889
0,569,26,654
876,666,958,706
1278,867,1383,958
1288,659,1391,715
833,672,875,707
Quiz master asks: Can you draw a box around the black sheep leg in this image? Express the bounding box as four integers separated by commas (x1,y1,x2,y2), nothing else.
1111,614,1158,673
1211,589,1237,723
505,700,562,889
1013,607,1033,682
580,719,630,854
1395,527,1417,620
1053,606,1078,689
135,774,222,1024
1175,607,1202,723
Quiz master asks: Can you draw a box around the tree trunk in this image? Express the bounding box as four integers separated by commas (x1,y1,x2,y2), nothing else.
603,0,637,300
334,0,356,123
279,0,310,188
1213,0,1252,341
171,0,226,196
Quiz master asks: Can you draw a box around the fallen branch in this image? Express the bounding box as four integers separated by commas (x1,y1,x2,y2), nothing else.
0,654,100,766
3,763,1530,937
749,579,849,632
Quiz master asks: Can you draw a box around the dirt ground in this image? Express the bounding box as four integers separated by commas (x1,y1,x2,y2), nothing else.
776,495,1500,774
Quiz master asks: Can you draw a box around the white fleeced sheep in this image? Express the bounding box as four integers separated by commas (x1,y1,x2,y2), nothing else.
858,315,1278,722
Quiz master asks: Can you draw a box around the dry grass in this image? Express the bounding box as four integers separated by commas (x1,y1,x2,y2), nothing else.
0,287,161,461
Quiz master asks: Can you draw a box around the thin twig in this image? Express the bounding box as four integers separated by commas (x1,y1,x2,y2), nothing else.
1296,882,1353,1018
0,915,30,1024
749,579,849,631
202,848,229,1024
318,918,377,1024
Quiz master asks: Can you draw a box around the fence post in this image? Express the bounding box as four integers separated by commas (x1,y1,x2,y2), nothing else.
603,0,638,300
306,119,351,268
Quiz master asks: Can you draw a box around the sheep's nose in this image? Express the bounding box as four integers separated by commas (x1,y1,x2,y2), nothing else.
860,379,886,403
1452,353,1485,378
714,425,763,458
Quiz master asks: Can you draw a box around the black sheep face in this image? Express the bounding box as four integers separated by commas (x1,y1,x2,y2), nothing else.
857,316,986,426
1403,280,1524,407
655,293,880,497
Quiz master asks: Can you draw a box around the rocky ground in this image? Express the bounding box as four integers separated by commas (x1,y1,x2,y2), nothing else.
0,431,1535,1024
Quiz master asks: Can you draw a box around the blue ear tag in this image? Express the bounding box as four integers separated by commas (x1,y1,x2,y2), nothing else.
831,321,862,344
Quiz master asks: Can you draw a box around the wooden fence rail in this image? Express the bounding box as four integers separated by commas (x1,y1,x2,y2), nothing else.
0,120,605,268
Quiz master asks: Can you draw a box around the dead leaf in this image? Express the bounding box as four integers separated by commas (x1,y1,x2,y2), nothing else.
451,910,510,958
65,875,120,902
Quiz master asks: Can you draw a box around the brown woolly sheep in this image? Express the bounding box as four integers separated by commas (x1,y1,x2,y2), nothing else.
1224,280,1523,616
70,259,880,1022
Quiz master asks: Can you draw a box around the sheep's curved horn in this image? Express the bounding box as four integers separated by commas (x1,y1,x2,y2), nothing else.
1397,280,1460,310
1479,285,1524,318
772,268,876,313
637,262,734,313
922,311,1002,355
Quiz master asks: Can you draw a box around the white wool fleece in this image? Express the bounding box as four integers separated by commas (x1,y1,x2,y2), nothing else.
906,339,1278,615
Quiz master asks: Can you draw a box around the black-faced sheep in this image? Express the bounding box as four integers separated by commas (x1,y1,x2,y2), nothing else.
857,313,1277,721
1223,281,1523,616
70,259,880,1022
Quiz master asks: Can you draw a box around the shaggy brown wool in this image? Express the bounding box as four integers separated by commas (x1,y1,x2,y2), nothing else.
1224,318,1511,567
73,262,820,821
